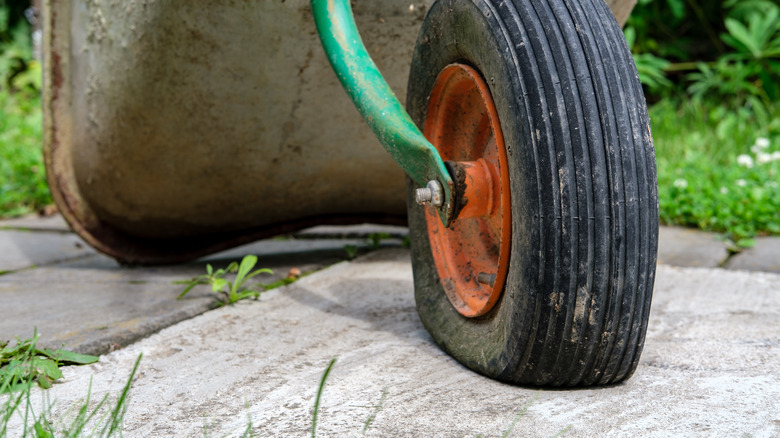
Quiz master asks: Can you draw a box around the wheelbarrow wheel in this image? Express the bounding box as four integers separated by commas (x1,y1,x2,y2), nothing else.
406,0,658,386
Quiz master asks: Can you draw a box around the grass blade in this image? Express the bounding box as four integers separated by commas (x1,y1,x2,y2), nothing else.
311,358,336,438
362,388,388,435
233,255,258,294
502,392,539,438
101,353,142,437
242,268,273,283
39,349,99,366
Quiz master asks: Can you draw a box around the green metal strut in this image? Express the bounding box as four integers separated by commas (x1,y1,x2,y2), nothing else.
310,0,454,226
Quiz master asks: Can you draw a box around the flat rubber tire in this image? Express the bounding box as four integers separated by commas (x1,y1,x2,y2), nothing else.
406,0,659,387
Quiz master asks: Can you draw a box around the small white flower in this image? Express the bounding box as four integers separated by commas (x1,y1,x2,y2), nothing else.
737,154,754,168
755,137,770,149
736,179,747,187
673,179,688,189
720,187,728,194
757,152,772,165
772,151,780,161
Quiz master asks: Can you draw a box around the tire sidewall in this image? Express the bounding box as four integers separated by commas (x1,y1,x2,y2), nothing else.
406,0,540,380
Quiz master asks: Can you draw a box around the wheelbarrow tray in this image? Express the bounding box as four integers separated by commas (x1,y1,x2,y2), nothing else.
43,1,431,264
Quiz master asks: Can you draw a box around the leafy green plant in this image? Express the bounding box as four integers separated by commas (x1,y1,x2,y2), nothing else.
367,232,391,250
685,2,780,110
1,335,98,394
0,3,49,218
0,89,49,218
722,3,780,61
176,255,272,306
652,99,780,244
626,0,726,65
0,332,139,437
0,3,38,92
2,351,141,438
624,26,673,92
626,0,780,109
343,245,359,260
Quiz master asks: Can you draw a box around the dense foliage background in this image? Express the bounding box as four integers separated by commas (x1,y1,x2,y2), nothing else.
1,0,48,217
0,0,778,247
625,0,780,246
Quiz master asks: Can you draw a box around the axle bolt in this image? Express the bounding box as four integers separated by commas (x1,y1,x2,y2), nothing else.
415,180,444,207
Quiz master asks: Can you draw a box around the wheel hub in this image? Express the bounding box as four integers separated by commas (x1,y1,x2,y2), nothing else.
422,63,512,318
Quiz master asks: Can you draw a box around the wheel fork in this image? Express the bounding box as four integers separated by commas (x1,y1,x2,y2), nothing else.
310,0,457,226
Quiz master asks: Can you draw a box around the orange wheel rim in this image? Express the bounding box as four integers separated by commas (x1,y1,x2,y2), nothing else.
423,63,511,318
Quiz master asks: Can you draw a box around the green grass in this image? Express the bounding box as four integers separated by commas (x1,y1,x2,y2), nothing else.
311,358,336,438
651,98,780,244
0,89,50,218
1,334,138,438
1,334,99,394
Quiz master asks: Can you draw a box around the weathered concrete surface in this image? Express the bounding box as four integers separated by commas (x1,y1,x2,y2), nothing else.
657,226,729,268
5,249,778,437
0,229,94,272
0,213,70,232
295,223,409,239
724,236,780,273
0,236,376,355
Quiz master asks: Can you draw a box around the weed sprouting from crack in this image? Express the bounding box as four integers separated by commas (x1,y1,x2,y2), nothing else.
367,232,391,250
175,255,313,305
175,255,273,306
343,245,359,260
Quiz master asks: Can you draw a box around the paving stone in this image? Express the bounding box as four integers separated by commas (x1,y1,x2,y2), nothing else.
0,229,95,272
657,226,729,268
200,236,382,263
4,252,778,437
0,214,70,232
0,235,399,356
724,236,780,273
294,223,409,238
0,252,217,355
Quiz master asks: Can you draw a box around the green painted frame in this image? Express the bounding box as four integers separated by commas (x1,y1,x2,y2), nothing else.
311,0,455,225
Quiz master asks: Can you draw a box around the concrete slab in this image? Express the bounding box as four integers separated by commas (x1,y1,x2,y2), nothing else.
0,213,71,232
724,236,780,273
0,229,94,272
0,253,217,355
657,226,729,268
4,249,777,437
295,224,409,239
0,237,393,356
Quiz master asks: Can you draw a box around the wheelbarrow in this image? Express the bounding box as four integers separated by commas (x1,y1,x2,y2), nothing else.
43,0,657,387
